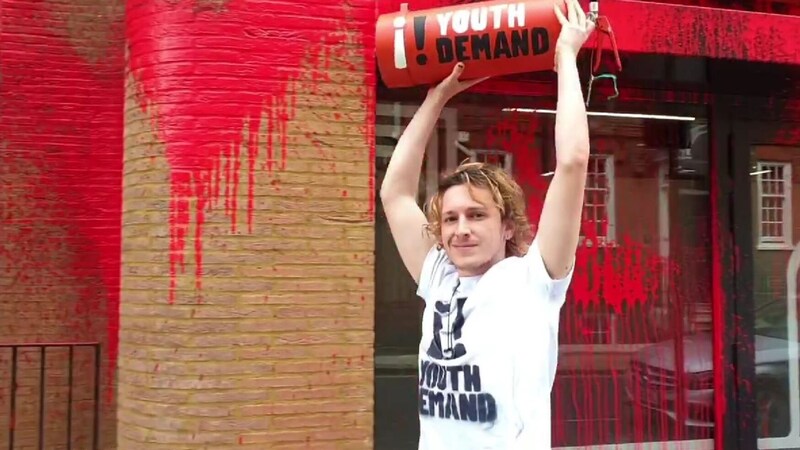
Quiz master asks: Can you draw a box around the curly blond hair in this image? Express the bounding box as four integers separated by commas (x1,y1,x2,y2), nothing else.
423,161,532,257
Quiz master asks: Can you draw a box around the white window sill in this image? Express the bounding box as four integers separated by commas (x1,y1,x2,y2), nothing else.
757,242,794,251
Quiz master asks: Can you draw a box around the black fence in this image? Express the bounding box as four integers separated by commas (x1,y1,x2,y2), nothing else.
0,342,101,450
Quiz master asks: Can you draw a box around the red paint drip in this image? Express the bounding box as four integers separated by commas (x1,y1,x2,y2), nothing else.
709,109,727,450
572,235,669,312
126,0,376,303
486,114,547,226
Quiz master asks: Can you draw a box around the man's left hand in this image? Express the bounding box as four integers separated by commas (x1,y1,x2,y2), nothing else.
553,0,596,63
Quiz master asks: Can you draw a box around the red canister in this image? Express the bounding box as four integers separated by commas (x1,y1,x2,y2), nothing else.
376,0,566,88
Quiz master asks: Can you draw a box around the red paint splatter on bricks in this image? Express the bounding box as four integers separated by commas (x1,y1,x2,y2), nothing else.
126,0,376,303
0,0,124,407
360,7,378,225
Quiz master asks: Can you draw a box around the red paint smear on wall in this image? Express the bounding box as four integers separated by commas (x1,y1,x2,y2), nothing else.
0,3,124,398
709,106,727,450
602,0,800,64
571,235,669,312
486,114,548,225
486,115,672,312
126,0,376,303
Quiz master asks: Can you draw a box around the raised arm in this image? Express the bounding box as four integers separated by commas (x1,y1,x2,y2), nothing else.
537,0,596,280
380,63,487,284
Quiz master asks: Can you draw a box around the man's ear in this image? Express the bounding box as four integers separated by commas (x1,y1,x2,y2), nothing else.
503,220,515,240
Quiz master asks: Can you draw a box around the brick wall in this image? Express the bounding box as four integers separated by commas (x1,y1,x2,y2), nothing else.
119,1,375,448
0,0,124,448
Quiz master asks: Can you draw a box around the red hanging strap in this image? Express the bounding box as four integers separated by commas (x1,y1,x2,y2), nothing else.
591,15,622,75
585,1,623,106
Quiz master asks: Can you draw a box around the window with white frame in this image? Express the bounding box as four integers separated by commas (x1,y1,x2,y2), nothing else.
582,154,616,245
456,143,513,173
375,103,458,205
756,161,792,249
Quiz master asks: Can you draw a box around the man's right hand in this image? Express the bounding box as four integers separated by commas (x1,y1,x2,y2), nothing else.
427,62,490,104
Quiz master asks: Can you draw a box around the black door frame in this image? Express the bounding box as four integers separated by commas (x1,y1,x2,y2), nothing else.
712,54,800,449
710,93,758,450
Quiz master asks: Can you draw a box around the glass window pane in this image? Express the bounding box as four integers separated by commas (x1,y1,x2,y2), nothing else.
549,114,714,446
374,57,717,449
750,147,800,448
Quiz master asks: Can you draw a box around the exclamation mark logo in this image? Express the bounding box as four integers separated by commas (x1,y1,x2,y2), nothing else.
393,16,407,69
414,16,427,65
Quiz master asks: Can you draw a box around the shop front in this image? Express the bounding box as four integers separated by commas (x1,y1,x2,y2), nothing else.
372,1,800,449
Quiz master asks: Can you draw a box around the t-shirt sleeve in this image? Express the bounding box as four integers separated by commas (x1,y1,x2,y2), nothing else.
416,245,453,301
523,237,575,305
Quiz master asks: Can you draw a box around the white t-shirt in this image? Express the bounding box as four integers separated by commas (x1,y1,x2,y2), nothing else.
416,238,573,450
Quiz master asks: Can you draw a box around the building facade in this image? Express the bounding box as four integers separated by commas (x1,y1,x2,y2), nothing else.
0,0,799,449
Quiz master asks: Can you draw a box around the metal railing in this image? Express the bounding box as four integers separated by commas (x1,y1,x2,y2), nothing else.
1,342,101,450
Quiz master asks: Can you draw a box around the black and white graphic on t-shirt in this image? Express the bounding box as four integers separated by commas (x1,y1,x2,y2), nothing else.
420,279,497,424
427,292,467,360
418,360,497,423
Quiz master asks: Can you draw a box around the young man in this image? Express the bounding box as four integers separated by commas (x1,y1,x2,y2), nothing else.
379,0,595,448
